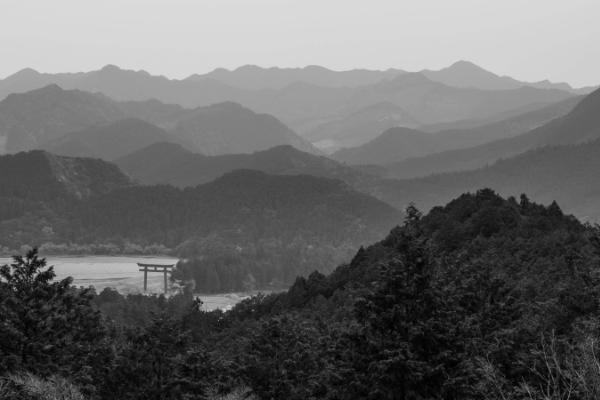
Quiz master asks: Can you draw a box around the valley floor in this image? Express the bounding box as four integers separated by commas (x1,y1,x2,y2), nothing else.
0,255,254,310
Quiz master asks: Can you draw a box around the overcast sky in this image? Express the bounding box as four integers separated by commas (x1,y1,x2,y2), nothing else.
1,0,598,87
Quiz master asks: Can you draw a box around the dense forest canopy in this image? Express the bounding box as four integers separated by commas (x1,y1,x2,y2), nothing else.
0,151,400,291
2,190,600,399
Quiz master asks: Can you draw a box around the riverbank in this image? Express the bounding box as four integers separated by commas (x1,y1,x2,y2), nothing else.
0,255,260,311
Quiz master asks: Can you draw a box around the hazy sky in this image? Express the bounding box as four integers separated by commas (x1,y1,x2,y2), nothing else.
1,0,598,87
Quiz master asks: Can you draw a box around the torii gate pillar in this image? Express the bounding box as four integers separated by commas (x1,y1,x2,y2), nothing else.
138,263,175,294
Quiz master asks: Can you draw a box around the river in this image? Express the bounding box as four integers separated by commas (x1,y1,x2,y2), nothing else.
0,255,250,311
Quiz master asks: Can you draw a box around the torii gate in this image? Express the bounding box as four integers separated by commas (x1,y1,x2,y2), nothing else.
138,263,175,294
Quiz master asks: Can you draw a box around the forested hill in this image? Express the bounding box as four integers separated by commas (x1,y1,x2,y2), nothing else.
235,189,593,312
3,190,600,399
0,151,133,248
208,190,600,399
72,169,400,248
0,155,401,289
0,150,131,205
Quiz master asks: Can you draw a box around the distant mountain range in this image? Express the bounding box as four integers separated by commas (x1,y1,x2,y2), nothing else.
118,83,600,224
0,62,598,229
5,73,575,162
317,86,599,221
180,61,594,93
304,102,420,152
109,79,600,226
169,102,316,156
4,62,591,98
0,63,586,137
116,143,376,190
420,60,594,93
385,87,600,179
0,85,126,153
41,118,180,160
0,85,317,156
375,138,600,222
185,64,407,89
332,96,581,165
347,73,574,127
333,127,445,165
1,75,599,252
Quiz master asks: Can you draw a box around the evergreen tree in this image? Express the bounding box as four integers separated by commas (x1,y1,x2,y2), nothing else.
0,248,105,380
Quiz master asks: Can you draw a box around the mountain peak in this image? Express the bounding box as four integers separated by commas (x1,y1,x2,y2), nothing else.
96,64,155,79
234,65,263,72
303,65,331,72
447,60,487,71
99,64,122,72
566,86,600,118
31,83,64,95
440,60,500,78
7,67,41,79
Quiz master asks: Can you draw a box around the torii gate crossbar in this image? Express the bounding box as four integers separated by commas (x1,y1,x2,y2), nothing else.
137,263,175,294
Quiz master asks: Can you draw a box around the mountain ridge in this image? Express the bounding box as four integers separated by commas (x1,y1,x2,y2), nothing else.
332,95,582,165
385,87,600,179
374,138,600,222
115,143,376,190
0,85,318,156
0,64,582,136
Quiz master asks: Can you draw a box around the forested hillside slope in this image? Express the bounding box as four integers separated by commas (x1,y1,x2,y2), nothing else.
3,191,600,399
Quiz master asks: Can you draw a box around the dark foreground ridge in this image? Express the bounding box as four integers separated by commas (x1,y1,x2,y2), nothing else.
2,189,600,399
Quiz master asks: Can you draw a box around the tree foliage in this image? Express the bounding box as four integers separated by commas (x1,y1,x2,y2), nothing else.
3,190,600,399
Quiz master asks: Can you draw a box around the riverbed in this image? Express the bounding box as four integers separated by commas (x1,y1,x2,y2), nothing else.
0,255,251,311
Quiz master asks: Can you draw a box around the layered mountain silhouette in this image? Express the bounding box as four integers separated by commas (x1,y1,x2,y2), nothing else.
116,143,372,188
421,60,593,93
118,99,188,129
0,85,317,157
0,64,579,136
0,149,401,251
347,73,574,127
170,102,318,156
3,61,587,97
385,87,600,179
120,98,318,155
40,118,184,160
333,127,444,165
185,65,407,89
418,99,577,133
332,96,581,165
0,85,126,153
304,102,420,152
260,73,576,136
376,139,600,222
0,65,248,111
